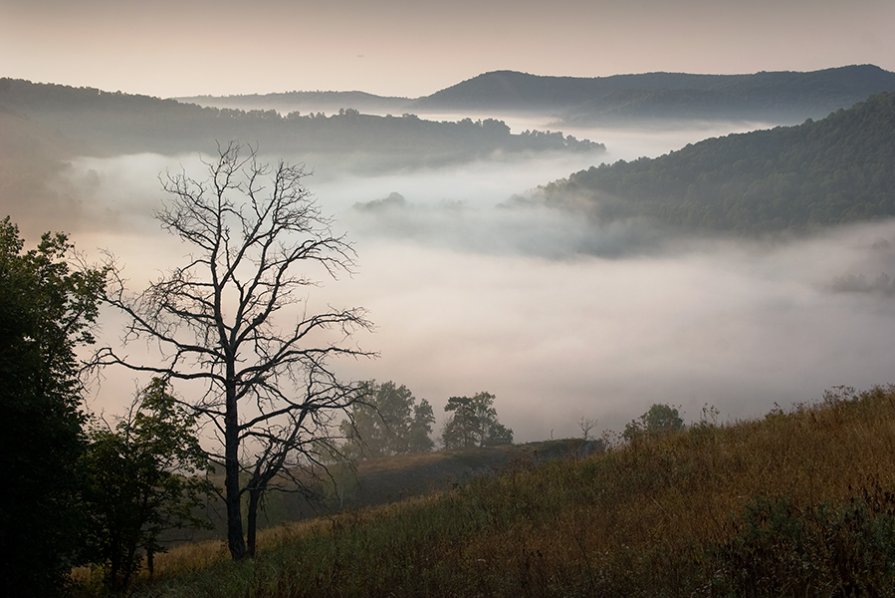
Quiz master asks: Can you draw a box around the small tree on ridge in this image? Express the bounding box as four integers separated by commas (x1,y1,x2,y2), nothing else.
442,392,513,449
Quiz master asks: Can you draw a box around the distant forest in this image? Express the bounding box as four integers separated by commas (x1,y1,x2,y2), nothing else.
414,65,895,125
0,79,601,161
538,92,895,233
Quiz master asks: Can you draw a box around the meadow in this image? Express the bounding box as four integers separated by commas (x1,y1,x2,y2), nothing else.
77,385,895,596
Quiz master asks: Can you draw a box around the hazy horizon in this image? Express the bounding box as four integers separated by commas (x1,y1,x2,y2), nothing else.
2,0,894,98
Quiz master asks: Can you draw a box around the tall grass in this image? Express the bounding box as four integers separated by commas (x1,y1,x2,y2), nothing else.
112,386,895,596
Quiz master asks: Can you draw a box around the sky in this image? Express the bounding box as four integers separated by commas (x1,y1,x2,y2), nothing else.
2,0,894,98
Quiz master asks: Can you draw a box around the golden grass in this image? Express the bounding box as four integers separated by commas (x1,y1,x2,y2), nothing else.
86,386,895,596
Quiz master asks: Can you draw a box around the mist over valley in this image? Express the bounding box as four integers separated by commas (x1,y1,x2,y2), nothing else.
6,0,895,590
5,80,894,441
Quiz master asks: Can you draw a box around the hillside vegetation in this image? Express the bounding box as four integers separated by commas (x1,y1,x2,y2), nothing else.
176,90,411,118
414,65,895,124
105,386,895,597
540,92,895,234
0,79,601,163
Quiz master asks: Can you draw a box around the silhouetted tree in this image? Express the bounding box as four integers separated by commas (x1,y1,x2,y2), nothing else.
340,381,435,459
95,144,372,560
0,217,105,595
622,403,684,442
81,379,212,591
442,392,513,449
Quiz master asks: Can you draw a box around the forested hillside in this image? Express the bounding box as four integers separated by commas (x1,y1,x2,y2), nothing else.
414,65,895,124
539,92,895,233
0,79,601,161
177,90,411,117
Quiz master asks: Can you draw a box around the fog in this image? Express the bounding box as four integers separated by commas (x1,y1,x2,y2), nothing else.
33,123,895,442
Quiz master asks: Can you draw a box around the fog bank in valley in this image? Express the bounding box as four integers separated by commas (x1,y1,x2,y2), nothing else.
29,127,895,442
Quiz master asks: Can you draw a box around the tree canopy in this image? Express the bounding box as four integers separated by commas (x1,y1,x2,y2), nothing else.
622,403,685,442
442,392,513,449
339,381,435,459
0,217,105,595
542,92,895,234
81,378,212,591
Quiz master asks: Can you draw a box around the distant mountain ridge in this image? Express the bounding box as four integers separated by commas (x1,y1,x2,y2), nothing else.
538,91,895,233
179,66,895,127
177,90,411,116
0,78,601,162
413,65,895,123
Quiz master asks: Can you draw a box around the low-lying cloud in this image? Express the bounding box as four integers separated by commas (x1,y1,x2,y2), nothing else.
15,135,895,444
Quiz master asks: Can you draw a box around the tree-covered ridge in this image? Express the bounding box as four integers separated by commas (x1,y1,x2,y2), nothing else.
541,92,895,233
176,90,411,117
414,65,895,124
0,78,602,159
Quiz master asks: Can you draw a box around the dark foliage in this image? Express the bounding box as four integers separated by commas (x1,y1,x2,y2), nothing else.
340,381,435,460
0,217,105,595
543,92,895,233
713,483,895,595
442,392,514,449
81,379,212,592
0,78,602,161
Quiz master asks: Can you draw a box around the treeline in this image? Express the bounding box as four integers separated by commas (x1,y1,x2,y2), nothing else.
415,65,895,125
540,91,895,233
178,90,412,117
0,78,603,160
339,382,513,461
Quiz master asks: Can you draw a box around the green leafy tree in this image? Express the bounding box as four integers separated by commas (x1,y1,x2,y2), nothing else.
622,403,684,442
81,378,212,591
0,217,105,596
340,381,435,459
442,392,514,449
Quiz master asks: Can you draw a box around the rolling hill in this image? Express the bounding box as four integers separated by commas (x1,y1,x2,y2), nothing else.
537,91,895,233
114,386,895,596
413,65,895,124
0,78,601,163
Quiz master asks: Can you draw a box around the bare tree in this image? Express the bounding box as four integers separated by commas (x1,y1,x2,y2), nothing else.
96,143,372,560
578,417,597,441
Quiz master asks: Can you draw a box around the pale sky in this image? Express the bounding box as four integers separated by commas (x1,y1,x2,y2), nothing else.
1,0,893,98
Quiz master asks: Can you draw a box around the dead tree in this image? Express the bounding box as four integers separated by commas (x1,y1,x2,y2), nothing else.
96,143,372,560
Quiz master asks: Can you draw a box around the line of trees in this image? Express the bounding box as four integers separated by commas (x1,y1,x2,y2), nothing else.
339,381,435,459
338,385,516,459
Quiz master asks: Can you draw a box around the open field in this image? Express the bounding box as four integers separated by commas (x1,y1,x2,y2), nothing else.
78,386,895,597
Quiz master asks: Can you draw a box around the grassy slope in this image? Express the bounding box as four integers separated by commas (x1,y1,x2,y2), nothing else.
115,387,895,596
162,439,596,545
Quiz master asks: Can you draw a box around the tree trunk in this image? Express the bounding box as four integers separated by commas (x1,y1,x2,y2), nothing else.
246,487,260,557
146,545,154,578
224,383,247,560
